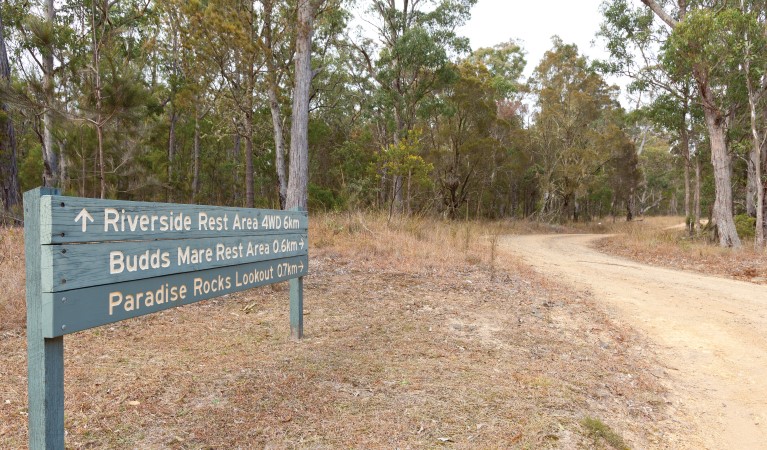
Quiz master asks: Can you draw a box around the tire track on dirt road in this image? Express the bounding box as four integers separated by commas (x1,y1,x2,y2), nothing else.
502,234,767,450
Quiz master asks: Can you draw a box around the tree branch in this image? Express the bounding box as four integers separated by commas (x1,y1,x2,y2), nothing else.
640,0,678,28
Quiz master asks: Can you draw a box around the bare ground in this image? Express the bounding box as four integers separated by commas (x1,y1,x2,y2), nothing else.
1,217,685,448
503,234,767,449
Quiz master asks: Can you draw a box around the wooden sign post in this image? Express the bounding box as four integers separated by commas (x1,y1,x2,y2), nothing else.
24,188,308,449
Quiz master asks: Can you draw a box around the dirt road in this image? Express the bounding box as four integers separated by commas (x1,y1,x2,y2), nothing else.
502,234,767,450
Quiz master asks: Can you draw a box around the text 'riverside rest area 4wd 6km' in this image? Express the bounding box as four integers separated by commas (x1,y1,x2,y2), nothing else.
99,208,302,233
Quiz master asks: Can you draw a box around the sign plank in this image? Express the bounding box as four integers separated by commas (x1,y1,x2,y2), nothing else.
41,254,308,338
41,196,307,244
42,233,307,292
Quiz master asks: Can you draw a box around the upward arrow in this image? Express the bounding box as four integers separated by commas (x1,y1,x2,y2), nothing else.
74,208,94,232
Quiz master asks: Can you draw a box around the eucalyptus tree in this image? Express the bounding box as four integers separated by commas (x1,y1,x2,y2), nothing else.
639,0,744,247
599,0,703,227
734,1,767,246
6,0,61,187
530,38,625,221
286,0,325,210
178,0,267,207
351,0,476,210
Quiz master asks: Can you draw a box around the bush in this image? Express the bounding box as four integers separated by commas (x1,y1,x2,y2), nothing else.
308,184,345,211
735,214,756,239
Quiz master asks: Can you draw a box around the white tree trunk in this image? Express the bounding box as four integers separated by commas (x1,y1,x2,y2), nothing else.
704,106,741,247
42,0,57,187
286,0,316,210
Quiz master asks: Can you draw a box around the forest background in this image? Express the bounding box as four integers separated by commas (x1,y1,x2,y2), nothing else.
0,0,765,249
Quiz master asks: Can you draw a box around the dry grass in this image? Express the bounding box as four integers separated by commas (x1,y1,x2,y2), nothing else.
596,216,767,284
0,213,686,448
0,226,26,332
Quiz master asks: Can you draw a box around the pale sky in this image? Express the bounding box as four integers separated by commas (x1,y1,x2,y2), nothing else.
458,0,610,77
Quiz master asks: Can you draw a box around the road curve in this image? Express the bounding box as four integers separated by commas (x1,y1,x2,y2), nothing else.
502,234,767,450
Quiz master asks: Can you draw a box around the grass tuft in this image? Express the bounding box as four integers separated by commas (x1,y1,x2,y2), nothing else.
582,416,630,450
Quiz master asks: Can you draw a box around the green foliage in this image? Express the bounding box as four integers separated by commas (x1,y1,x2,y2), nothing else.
19,145,43,193
0,0,701,229
308,184,345,211
377,130,434,191
467,40,526,99
735,214,756,239
530,37,630,220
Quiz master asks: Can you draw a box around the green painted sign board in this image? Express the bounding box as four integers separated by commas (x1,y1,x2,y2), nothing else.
24,188,308,449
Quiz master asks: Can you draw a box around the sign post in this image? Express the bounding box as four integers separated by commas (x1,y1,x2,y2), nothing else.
24,190,309,448
25,187,65,450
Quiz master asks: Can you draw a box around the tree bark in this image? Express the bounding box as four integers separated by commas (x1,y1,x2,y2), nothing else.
167,108,177,202
192,103,201,202
268,78,288,208
694,154,701,230
91,0,106,199
0,11,19,212
704,103,740,247
42,0,58,187
263,0,288,209
245,111,254,208
746,65,764,246
286,0,316,210
681,133,690,218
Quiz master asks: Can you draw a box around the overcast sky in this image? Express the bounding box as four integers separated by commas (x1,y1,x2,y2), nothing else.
458,0,610,77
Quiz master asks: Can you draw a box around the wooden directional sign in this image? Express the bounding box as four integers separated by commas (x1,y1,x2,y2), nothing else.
24,189,308,449
33,194,308,337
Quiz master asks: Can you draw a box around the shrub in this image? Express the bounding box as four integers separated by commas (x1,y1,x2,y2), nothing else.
734,214,756,239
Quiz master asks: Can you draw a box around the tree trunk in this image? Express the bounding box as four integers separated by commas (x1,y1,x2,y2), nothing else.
263,0,288,209
0,12,20,211
244,112,254,208
192,103,201,202
640,0,739,247
42,0,58,188
703,104,741,247
167,108,177,202
231,133,241,205
694,155,701,231
58,139,68,192
286,0,315,210
91,0,106,199
744,39,764,246
756,157,765,247
682,130,690,217
269,83,288,208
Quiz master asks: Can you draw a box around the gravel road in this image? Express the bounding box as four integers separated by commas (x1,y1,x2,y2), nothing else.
502,234,767,450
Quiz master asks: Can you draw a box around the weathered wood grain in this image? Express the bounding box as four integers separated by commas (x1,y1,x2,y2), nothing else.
25,187,65,450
